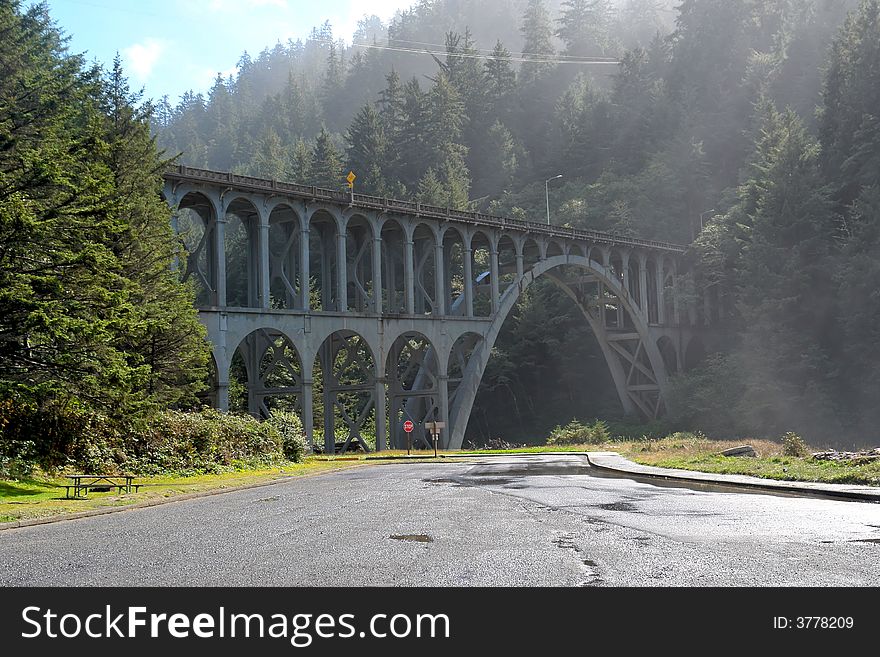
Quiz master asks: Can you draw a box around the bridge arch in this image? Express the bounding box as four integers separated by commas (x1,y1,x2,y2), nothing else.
312,330,378,454
387,331,442,450
229,327,304,419
446,254,671,448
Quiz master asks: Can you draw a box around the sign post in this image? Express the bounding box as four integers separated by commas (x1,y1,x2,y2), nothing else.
403,419,414,455
346,171,356,202
425,421,445,458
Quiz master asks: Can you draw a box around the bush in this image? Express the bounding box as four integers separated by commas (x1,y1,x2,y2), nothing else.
123,409,285,474
0,398,121,476
782,431,809,457
266,409,307,462
0,398,299,477
547,419,612,445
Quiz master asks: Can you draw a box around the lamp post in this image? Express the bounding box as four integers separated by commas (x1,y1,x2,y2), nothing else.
545,174,563,225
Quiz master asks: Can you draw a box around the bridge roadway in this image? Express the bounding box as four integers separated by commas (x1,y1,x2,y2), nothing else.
163,167,717,452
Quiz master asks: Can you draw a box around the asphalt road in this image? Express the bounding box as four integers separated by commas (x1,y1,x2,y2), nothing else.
1,455,878,586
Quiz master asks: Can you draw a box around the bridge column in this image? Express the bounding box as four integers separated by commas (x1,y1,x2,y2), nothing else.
258,210,270,309
372,235,383,314
463,247,474,317
336,229,348,312
299,228,310,310
656,258,666,325
434,241,445,315
599,248,611,328
638,253,649,316
672,260,681,326
438,374,450,450
214,215,227,307
321,341,336,454
619,250,630,327
302,378,314,450
404,238,415,315
489,248,500,314
374,377,387,451
516,252,524,280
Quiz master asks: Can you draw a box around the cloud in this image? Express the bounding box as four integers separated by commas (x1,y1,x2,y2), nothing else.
123,39,165,82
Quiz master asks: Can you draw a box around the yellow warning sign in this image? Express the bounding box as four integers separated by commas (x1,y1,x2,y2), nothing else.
346,171,356,187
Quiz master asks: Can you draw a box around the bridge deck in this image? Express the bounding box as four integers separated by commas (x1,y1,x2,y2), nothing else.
165,165,686,254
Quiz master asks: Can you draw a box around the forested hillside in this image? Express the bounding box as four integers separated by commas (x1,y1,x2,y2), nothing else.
158,0,880,445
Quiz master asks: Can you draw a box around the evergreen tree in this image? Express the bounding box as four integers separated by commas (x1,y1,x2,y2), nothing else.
417,167,445,205
249,127,288,179
722,108,837,436
395,77,428,189
484,40,517,109
310,127,343,188
819,0,880,207
556,0,614,56
520,0,556,85
0,5,207,411
345,104,388,194
288,138,313,182
101,57,210,408
321,40,346,131
204,73,236,170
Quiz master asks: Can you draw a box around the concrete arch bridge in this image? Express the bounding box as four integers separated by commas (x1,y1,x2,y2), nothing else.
163,166,717,452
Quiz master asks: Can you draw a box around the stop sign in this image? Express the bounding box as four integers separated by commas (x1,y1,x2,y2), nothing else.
403,420,414,433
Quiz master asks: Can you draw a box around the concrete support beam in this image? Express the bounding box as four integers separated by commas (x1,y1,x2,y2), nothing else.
302,379,314,449
336,230,348,312
515,252,524,281
656,259,666,326
434,242,445,316
463,248,474,318
258,215,270,309
404,239,415,315
489,248,500,314
372,236,383,314
374,378,387,451
299,228,310,310
214,217,227,307
638,254,649,318
438,374,450,449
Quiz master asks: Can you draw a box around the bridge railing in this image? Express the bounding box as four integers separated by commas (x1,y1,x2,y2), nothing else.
167,165,686,254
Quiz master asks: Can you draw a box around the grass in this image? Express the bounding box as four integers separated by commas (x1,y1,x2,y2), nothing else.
0,455,391,525
459,435,880,486
624,436,880,486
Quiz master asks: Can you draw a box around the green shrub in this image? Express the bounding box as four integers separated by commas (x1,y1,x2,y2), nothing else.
782,431,809,457
124,409,285,474
267,409,307,462
1,399,302,476
547,419,612,445
589,419,611,443
0,398,121,475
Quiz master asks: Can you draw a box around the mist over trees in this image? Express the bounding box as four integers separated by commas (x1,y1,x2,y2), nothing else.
149,0,876,446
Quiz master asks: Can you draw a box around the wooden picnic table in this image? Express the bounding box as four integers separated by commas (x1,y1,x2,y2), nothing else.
65,474,140,498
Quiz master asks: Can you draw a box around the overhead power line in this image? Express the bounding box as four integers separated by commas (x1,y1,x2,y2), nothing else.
310,38,619,66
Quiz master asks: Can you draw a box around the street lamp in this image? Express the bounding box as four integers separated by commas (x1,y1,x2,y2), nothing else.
545,175,563,225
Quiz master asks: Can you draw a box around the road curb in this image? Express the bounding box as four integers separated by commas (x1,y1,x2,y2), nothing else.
585,452,880,503
0,462,374,532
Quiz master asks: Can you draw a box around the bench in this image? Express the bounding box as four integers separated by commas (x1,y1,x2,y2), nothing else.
65,475,140,499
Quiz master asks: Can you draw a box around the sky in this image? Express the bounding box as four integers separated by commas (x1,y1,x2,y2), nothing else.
40,0,410,103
